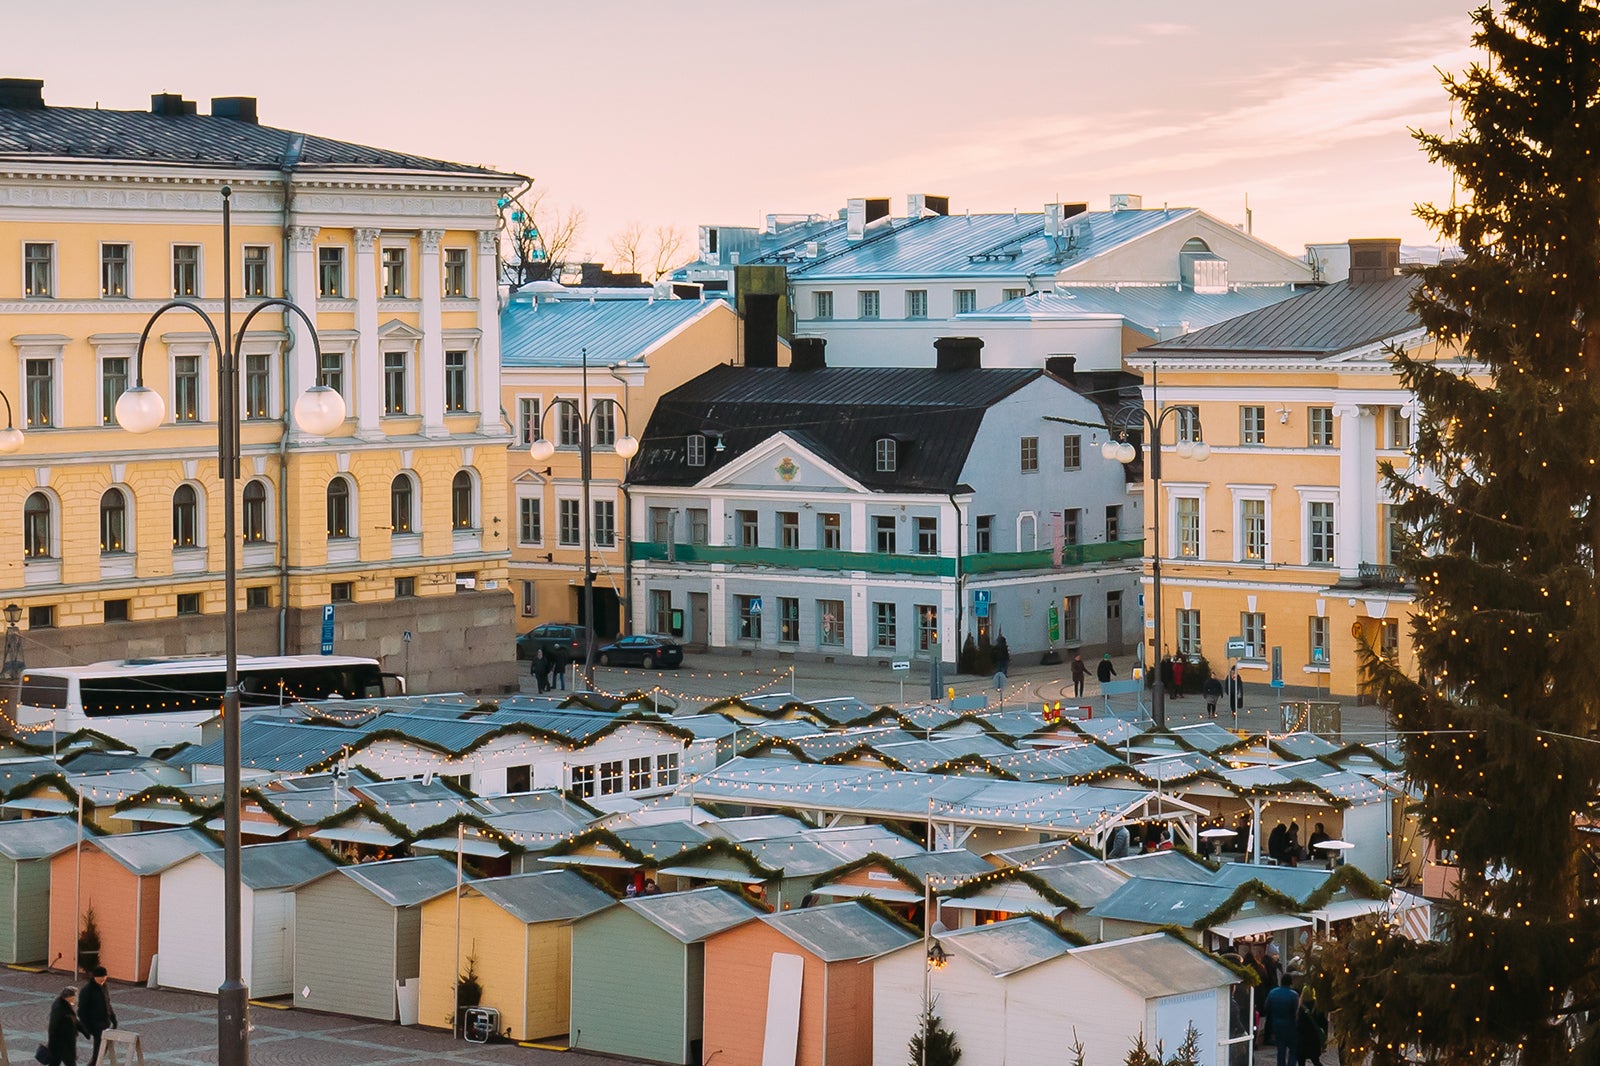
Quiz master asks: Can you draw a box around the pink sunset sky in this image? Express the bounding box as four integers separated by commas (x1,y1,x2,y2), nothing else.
15,0,1476,264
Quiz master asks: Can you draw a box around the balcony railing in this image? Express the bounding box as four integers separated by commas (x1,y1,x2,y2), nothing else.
629,538,1145,577
1357,562,1412,589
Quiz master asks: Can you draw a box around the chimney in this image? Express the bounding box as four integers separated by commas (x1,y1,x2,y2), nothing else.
1045,355,1077,380
791,337,827,371
934,336,984,372
151,93,197,117
0,78,45,110
1109,193,1143,211
908,194,951,218
211,97,259,124
1044,202,1088,238
1347,238,1402,284
846,197,891,240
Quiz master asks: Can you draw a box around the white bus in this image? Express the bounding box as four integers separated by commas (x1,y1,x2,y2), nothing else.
14,654,403,753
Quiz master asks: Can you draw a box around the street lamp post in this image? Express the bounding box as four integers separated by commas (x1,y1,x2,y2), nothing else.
1101,371,1209,731
116,187,345,1066
2,601,23,685
528,346,638,690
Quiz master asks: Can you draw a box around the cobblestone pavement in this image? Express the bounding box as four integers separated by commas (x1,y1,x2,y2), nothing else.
0,966,624,1066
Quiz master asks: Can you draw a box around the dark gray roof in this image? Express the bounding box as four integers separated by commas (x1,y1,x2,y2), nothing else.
201,839,337,890
1091,876,1240,928
1104,851,1215,884
615,886,764,943
1147,274,1420,356
938,916,1073,975
1069,933,1235,998
0,103,507,178
93,828,217,877
0,815,80,860
760,900,917,962
335,856,463,907
629,365,1040,491
467,869,614,924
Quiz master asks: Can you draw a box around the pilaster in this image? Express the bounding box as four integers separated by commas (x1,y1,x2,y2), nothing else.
353,228,383,439
419,229,448,438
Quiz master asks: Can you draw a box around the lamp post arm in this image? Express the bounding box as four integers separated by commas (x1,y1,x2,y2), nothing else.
130,300,225,385
0,389,13,430
232,296,327,359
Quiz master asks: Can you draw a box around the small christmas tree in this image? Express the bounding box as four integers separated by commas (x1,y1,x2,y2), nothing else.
907,999,961,1066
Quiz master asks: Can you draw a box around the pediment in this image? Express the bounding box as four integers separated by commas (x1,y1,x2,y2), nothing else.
377,318,425,341
698,432,868,494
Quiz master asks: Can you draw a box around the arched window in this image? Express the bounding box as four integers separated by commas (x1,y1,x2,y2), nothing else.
1018,512,1038,551
326,477,352,539
875,438,897,473
100,489,129,553
242,480,269,543
451,471,475,529
173,485,199,548
391,473,415,534
1181,237,1212,254
24,492,52,558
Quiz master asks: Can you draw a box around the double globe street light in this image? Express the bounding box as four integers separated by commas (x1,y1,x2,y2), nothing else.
116,186,344,1066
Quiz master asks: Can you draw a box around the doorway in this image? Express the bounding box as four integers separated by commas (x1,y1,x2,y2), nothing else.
1105,591,1125,655
689,592,710,651
574,586,621,642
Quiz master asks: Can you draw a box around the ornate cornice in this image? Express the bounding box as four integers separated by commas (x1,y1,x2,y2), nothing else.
420,229,445,254
354,228,382,251
289,225,320,250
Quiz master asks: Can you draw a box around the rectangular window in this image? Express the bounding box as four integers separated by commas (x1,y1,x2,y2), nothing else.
650,590,672,634
916,516,938,555
778,511,799,549
1309,616,1330,667
779,597,799,643
975,515,993,553
1309,406,1334,447
1176,497,1200,558
173,355,201,422
736,509,759,548
506,764,532,794
244,352,271,419
1020,436,1039,472
571,765,596,798
104,599,130,624
647,507,672,542
558,401,581,446
814,291,833,319
1241,405,1266,445
559,499,581,546
518,398,541,445
858,290,880,319
628,757,652,792
1241,499,1267,561
444,350,468,412
1176,608,1201,656
593,499,616,547
24,242,53,297
518,580,536,616
246,586,272,610
1308,500,1336,564
874,515,896,554
820,512,841,551
318,351,344,396
1105,505,1122,541
1386,407,1411,450
916,604,938,651
444,248,469,297
1379,619,1400,661
24,359,53,428
954,289,976,314
591,403,616,448
1002,287,1026,301
1175,405,1201,443
242,245,269,296
101,244,129,298
906,289,928,318
172,244,200,297
396,576,417,599
1241,611,1266,659
686,434,706,467
818,599,845,646
1382,504,1406,564
599,760,624,796
736,595,762,640
873,602,897,649
1063,594,1081,642
1062,434,1081,471
383,352,407,414
1063,509,1080,546
518,497,542,544
689,508,709,545
177,592,201,616
656,752,679,788
382,247,407,297
100,357,129,426
27,605,53,630
318,247,345,298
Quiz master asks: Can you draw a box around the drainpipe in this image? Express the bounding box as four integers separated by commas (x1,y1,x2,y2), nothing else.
948,492,964,674
610,362,634,634
275,148,303,654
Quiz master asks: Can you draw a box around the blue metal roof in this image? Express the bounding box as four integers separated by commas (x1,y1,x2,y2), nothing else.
978,285,1304,338
500,297,719,368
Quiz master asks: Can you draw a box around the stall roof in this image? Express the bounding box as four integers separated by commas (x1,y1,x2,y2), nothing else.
93,828,217,876
311,825,404,848
937,916,1074,976
1069,933,1236,999
761,901,917,962
618,886,764,943
1104,851,1216,884
335,856,466,907
465,870,614,924
987,840,1100,867
1208,862,1333,903
704,815,812,842
1092,876,1250,928
202,840,337,890
0,815,80,860
1207,913,1313,940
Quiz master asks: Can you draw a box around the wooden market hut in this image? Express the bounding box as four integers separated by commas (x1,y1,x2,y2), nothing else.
417,869,613,1040
156,839,337,996
47,827,216,981
569,886,764,1064
701,900,917,1066
0,816,80,963
293,855,461,1021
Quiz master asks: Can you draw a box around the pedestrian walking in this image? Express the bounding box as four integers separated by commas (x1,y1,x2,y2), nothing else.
1296,985,1328,1066
78,967,116,1066
531,647,551,693
1171,655,1185,695
1263,974,1300,1066
993,637,1010,691
1096,653,1116,684
44,985,84,1066
1203,674,1222,718
551,655,567,691
1223,664,1246,719
1070,653,1087,698
1158,654,1176,699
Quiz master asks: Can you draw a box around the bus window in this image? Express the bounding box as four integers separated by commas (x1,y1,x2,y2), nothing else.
18,673,69,710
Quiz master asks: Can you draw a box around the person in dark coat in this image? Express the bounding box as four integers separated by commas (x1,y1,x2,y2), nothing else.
46,985,83,1066
1070,653,1087,697
1223,664,1246,718
1158,655,1176,698
1268,822,1290,864
1203,674,1223,718
531,647,551,693
1296,985,1327,1065
78,966,116,1066
1263,974,1300,1066
1096,653,1116,684
550,653,568,690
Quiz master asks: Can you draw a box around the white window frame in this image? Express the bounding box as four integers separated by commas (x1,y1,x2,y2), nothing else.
1174,405,1202,443
443,247,470,298
906,289,928,318
23,241,55,298
100,242,131,298
22,353,58,429
1241,611,1267,660
557,495,582,547
517,397,542,445
1308,406,1334,447
241,244,272,297
876,438,897,472
954,289,977,314
1240,404,1266,445
517,491,543,546
818,599,845,647
1017,511,1038,551
813,290,833,320
382,346,411,415
381,244,409,298
167,339,211,424
444,349,471,413
858,289,880,319
1165,484,1207,561
687,434,706,467
1229,485,1273,563
1002,287,1026,301
171,243,202,298
592,497,617,549
1176,608,1201,656
1309,615,1330,670
1299,488,1339,566
240,342,277,421
521,582,538,617
317,246,347,299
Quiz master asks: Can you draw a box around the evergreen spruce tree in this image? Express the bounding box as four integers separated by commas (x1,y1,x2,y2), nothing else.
1323,3,1600,1061
907,1000,961,1066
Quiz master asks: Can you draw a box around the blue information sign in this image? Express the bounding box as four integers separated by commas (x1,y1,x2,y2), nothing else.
973,590,990,619
320,604,335,655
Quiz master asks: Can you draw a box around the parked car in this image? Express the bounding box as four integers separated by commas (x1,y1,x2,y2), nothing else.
595,635,683,669
515,623,590,663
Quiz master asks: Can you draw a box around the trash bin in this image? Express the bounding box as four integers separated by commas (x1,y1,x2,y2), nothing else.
464,1006,499,1043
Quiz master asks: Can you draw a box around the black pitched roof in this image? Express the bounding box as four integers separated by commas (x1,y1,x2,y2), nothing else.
0,104,507,178
1146,273,1421,356
629,365,1041,492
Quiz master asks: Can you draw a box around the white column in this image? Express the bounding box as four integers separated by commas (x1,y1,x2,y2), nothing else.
286,226,319,424
353,228,383,439
476,230,504,432
1335,404,1362,577
420,229,448,438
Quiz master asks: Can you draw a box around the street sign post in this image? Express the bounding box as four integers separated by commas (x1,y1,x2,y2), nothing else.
892,660,910,705
320,605,335,655
1271,646,1284,689
1225,636,1248,659
973,590,990,619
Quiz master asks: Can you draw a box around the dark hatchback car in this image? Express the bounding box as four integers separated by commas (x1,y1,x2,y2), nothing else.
515,623,589,663
595,634,683,669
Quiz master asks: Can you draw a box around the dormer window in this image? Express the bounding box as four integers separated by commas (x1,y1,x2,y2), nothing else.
876,437,897,473
687,434,706,467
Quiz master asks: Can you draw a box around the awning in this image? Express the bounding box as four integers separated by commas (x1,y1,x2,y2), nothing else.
811,882,924,904
310,826,403,847
5,797,75,814
1306,898,1386,924
1208,913,1311,940
413,836,511,859
114,808,200,826
202,817,293,838
541,853,641,870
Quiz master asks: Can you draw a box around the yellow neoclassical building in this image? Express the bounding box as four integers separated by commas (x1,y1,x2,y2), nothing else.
0,80,523,695
1131,239,1432,701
